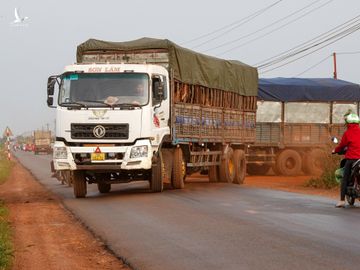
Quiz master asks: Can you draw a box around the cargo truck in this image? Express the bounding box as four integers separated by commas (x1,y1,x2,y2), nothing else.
47,37,258,198
33,130,52,154
246,77,360,176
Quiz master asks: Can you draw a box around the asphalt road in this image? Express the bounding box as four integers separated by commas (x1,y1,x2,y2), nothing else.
14,151,360,270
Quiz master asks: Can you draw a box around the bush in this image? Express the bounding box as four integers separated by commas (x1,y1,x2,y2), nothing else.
306,149,342,189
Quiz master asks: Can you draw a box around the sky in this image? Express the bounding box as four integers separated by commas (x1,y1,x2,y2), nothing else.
1,0,359,136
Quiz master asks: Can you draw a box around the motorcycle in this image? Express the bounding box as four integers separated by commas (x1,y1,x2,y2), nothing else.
333,137,360,206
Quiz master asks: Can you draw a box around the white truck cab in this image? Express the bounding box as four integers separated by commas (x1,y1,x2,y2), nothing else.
47,63,170,196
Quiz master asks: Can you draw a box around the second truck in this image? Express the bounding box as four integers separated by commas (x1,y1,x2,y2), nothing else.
47,37,258,198
33,130,52,154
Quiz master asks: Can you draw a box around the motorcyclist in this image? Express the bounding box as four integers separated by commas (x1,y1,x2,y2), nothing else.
333,113,360,207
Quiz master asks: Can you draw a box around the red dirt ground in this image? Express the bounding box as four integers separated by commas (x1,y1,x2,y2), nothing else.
244,175,338,199
0,159,130,270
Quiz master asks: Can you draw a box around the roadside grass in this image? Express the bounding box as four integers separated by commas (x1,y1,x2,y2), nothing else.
0,146,14,270
0,202,12,270
306,150,341,189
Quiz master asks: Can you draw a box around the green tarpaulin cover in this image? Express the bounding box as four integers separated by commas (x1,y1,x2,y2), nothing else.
77,37,258,96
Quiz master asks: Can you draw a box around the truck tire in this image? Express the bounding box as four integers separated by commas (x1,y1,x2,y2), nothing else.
60,171,72,187
233,149,246,184
67,171,73,187
172,147,185,189
150,153,164,192
208,166,219,182
247,164,271,175
276,149,302,176
302,148,326,176
73,171,87,198
219,146,235,183
346,195,355,206
97,183,111,193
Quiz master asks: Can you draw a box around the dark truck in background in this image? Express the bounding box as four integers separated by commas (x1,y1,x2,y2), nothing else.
246,77,360,176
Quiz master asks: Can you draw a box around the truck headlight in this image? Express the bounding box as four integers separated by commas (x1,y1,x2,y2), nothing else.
54,147,68,159
130,146,148,158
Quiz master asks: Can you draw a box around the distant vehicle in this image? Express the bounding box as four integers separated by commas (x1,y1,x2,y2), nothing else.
24,143,34,152
33,130,52,154
47,37,258,198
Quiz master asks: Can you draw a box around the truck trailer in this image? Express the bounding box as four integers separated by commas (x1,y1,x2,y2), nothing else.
247,77,360,176
47,37,258,198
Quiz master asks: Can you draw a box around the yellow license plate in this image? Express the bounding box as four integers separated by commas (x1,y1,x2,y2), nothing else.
91,153,105,161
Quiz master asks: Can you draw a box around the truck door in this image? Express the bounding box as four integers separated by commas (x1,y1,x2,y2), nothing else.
151,75,170,145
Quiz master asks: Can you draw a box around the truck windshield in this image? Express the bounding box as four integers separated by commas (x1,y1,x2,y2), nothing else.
59,73,149,107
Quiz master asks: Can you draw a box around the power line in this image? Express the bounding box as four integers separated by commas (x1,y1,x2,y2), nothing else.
256,15,360,69
259,22,360,74
337,50,360,55
256,15,360,67
203,0,328,54
216,0,334,56
181,0,283,47
294,54,331,76
190,0,284,49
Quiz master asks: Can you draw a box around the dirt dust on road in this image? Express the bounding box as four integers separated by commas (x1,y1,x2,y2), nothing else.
0,159,130,270
0,158,339,270
244,175,339,200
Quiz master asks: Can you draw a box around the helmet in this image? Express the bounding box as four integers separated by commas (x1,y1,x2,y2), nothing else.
345,113,360,124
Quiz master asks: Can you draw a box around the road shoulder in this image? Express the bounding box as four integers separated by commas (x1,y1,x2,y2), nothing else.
0,159,130,270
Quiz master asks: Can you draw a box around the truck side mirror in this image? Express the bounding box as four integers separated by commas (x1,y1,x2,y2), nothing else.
47,96,54,106
47,76,57,96
155,82,164,100
152,76,166,107
47,76,58,108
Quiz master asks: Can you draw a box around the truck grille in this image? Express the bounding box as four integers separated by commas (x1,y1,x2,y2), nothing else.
71,124,129,139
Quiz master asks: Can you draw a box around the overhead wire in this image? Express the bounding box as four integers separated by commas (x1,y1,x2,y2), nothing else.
190,0,284,49
337,50,360,55
294,50,360,77
256,15,360,67
181,0,284,47
203,0,328,54
215,0,335,56
294,54,331,76
259,22,360,74
256,15,360,69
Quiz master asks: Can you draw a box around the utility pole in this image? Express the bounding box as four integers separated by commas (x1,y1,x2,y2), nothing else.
333,52,337,79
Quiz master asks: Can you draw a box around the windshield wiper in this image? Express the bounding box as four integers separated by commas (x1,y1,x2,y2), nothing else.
113,103,142,108
60,101,88,108
79,100,114,108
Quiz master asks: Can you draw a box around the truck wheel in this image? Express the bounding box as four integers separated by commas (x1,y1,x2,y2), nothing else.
276,149,302,176
346,195,355,206
233,149,246,184
172,147,185,189
98,183,111,193
302,148,326,176
219,146,235,183
208,166,219,182
150,153,164,192
247,164,271,175
66,171,73,187
73,171,87,198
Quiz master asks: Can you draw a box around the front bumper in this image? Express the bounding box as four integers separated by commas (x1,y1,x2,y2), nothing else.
53,139,153,171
